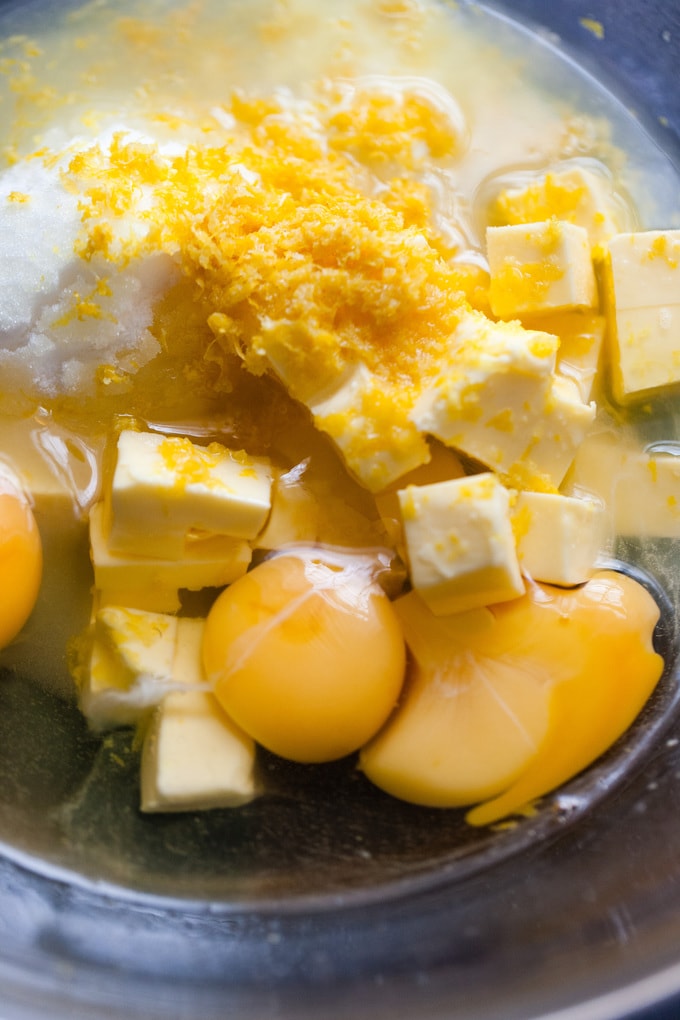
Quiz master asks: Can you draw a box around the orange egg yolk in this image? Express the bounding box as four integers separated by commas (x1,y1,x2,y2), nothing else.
0,469,42,651
202,551,406,763
360,569,663,823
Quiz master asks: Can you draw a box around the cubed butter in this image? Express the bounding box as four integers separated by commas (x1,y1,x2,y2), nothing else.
515,375,596,488
491,165,629,250
141,618,257,812
107,430,272,557
487,220,597,319
412,311,558,472
89,502,252,612
256,318,351,406
566,431,680,537
249,329,429,490
81,606,178,730
513,491,605,586
141,693,257,812
605,230,680,402
524,311,605,401
310,360,430,492
399,473,525,615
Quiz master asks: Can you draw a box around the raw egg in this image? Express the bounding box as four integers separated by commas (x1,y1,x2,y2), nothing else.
360,570,663,822
202,549,406,763
0,465,42,650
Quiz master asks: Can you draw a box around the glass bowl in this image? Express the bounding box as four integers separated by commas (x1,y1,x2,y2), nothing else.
0,1,679,1017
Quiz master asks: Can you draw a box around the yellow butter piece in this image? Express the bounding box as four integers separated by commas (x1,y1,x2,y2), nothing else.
491,165,629,251
141,692,257,812
412,311,558,473
399,473,524,615
516,375,596,488
605,230,680,402
108,430,272,557
141,618,257,812
525,311,605,401
82,605,178,730
310,361,431,492
514,491,605,586
487,220,597,319
90,502,252,611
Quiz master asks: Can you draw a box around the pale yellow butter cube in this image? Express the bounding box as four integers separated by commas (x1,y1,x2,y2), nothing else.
566,431,680,537
141,693,257,812
310,360,430,492
141,619,257,812
514,491,605,586
613,305,680,398
108,430,272,558
606,230,680,402
399,473,525,615
90,502,252,612
487,220,597,319
412,312,558,472
516,375,596,488
525,311,605,401
491,165,629,250
608,230,680,307
82,606,178,730
256,318,350,406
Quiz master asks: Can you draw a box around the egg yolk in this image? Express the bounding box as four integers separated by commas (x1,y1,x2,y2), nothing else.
0,468,42,651
360,570,663,822
202,550,406,763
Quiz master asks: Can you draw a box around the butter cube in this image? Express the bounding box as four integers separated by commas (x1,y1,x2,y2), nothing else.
487,220,597,319
310,360,430,492
525,311,605,401
605,230,680,402
141,694,257,812
141,619,257,812
514,491,605,586
108,430,272,558
81,606,178,730
141,693,257,811
516,375,596,488
90,502,252,612
254,324,430,492
255,318,350,406
491,165,629,251
566,431,680,537
608,230,680,307
412,312,558,472
399,473,524,615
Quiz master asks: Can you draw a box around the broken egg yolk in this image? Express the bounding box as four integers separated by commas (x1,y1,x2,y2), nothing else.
0,468,42,651
360,569,663,823
202,551,406,764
